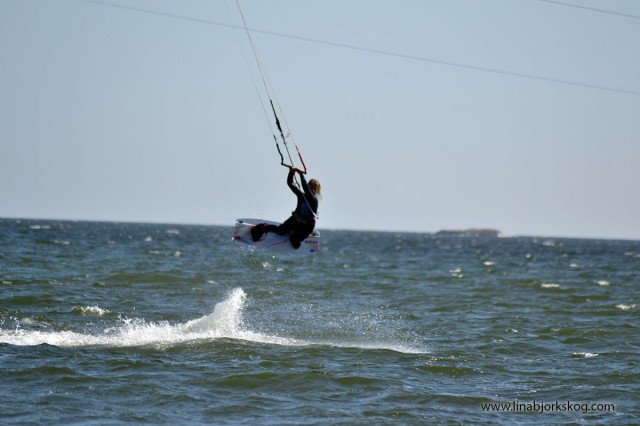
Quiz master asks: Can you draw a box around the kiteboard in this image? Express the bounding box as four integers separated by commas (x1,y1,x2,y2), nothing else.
233,218,319,254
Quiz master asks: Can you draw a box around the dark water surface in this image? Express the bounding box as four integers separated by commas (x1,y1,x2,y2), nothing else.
1,219,638,424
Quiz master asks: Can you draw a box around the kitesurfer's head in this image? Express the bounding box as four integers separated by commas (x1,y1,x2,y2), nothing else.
309,179,321,198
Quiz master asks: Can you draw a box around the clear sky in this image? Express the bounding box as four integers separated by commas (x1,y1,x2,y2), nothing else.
1,0,639,240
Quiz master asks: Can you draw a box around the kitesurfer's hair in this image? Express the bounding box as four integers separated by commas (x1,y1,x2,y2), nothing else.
309,179,321,198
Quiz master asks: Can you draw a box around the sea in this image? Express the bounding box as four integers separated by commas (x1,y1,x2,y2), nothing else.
1,218,638,425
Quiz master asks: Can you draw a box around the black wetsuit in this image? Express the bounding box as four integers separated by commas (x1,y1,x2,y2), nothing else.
253,168,318,249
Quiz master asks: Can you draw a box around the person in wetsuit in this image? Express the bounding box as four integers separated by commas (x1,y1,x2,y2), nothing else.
251,166,321,249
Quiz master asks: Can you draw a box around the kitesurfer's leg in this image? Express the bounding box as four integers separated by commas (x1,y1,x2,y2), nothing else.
251,223,267,241
272,216,297,236
289,233,303,249
251,217,295,242
265,224,285,235
288,220,314,249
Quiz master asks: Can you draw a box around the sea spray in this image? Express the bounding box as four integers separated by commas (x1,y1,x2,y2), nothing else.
182,287,246,335
0,288,298,348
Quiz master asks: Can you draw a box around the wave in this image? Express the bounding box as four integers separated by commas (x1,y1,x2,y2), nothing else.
0,288,425,354
72,305,111,316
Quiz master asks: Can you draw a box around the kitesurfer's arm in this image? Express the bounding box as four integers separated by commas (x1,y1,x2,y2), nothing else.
287,166,303,196
298,171,313,199
296,170,318,214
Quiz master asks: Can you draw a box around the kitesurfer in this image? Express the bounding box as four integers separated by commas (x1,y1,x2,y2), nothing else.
251,166,320,249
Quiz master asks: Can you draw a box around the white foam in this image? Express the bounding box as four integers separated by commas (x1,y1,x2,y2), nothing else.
572,352,598,358
29,224,51,230
315,340,426,354
75,306,111,316
616,304,637,311
0,288,298,349
450,268,464,278
0,288,427,354
0,329,99,347
541,283,560,288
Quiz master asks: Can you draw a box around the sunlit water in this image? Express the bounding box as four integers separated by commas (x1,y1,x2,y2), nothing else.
1,219,638,424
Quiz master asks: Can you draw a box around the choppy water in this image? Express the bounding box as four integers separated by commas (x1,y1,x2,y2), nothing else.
1,219,638,424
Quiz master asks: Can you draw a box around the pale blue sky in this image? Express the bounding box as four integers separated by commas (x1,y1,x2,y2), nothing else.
1,0,639,240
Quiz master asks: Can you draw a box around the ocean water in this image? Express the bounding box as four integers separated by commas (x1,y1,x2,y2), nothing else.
1,219,638,425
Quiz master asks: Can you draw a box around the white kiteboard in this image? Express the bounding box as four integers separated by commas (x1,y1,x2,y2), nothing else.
233,218,319,254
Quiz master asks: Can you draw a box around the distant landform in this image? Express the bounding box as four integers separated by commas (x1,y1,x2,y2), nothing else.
435,228,501,237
